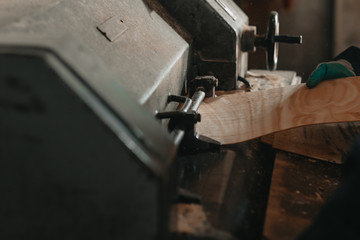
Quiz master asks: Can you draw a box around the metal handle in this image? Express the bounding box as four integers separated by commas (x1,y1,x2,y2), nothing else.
260,11,302,70
241,11,302,71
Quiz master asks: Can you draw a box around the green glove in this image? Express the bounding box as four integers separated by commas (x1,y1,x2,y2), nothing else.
307,61,355,88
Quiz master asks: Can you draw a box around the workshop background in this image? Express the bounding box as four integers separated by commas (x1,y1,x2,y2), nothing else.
1,1,360,240
235,0,360,79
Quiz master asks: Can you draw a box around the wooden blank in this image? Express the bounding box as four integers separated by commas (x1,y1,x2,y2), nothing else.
269,122,360,164
196,77,360,145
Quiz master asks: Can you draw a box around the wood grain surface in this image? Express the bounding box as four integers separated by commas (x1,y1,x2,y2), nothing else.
269,122,360,164
196,77,360,145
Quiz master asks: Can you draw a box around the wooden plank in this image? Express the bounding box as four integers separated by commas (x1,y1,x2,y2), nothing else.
197,77,360,145
263,151,341,240
270,122,360,164
261,133,275,145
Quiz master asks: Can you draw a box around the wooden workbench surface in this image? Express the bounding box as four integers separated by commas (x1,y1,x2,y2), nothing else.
263,151,342,240
262,122,360,164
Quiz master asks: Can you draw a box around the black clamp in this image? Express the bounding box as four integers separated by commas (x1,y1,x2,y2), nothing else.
156,94,220,154
188,75,218,98
156,110,201,133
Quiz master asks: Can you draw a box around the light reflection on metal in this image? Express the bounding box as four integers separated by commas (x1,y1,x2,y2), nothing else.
215,0,237,21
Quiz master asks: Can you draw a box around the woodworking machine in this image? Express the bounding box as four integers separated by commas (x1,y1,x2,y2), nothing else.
0,0,301,239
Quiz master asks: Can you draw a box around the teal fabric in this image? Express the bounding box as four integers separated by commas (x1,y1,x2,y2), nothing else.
306,62,355,88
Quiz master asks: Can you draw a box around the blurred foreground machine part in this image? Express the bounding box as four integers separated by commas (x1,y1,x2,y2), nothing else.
0,0,302,239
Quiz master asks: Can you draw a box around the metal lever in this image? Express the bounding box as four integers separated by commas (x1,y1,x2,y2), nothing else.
156,91,220,154
274,35,302,44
